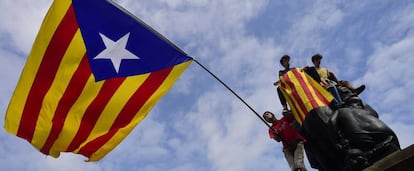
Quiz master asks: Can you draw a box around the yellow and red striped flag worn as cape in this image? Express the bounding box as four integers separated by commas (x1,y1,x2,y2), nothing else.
4,0,192,161
279,68,334,125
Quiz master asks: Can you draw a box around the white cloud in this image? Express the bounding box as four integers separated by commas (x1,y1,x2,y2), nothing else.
0,0,51,52
1,1,414,171
363,35,414,125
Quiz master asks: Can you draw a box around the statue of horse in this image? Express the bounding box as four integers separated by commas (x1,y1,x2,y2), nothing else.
278,68,400,171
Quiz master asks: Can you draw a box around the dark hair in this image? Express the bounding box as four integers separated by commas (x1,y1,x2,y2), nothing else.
263,111,274,123
280,55,290,65
311,53,323,62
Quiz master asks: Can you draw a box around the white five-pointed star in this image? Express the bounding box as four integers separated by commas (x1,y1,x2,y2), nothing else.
93,32,140,73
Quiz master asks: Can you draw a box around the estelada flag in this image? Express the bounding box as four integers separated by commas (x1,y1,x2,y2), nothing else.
279,68,334,125
4,0,192,161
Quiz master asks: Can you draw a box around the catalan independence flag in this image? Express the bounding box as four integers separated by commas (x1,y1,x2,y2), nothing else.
4,0,192,161
279,68,334,125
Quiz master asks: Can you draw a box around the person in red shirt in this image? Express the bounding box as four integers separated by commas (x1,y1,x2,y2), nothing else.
263,111,307,171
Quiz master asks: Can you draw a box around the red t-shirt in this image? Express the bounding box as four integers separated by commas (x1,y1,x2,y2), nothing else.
268,115,306,148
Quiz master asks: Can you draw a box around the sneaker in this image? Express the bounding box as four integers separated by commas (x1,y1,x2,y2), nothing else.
282,108,289,114
354,85,366,95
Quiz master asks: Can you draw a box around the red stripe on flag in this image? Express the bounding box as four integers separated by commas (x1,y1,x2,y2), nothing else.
17,5,79,142
77,67,173,158
40,56,91,155
291,69,319,108
310,78,332,105
315,90,331,105
280,81,304,122
282,72,308,118
66,77,126,152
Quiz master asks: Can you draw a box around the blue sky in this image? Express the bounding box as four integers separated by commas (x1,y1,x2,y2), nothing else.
1,0,414,171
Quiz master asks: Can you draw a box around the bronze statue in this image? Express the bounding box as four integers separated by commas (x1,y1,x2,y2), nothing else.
278,68,400,171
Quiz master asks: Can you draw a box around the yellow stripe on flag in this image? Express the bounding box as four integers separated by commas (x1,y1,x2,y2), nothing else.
4,0,72,135
5,0,194,161
73,74,150,153
87,61,192,161
31,29,85,151
279,68,334,125
280,77,306,124
47,75,103,158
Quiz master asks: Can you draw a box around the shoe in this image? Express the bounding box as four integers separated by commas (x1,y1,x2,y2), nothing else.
282,108,289,114
354,85,365,95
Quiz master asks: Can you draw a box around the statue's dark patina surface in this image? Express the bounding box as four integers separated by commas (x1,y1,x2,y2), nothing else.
281,69,400,171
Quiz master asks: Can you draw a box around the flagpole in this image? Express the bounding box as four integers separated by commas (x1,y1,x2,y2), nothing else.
193,59,274,130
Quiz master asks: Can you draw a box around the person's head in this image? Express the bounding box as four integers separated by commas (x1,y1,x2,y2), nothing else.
280,55,290,69
311,53,323,67
263,111,277,123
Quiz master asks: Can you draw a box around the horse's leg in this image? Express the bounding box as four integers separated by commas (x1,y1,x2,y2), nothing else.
302,107,346,170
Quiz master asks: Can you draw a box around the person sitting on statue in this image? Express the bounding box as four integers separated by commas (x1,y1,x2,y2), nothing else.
273,55,294,113
263,111,307,171
276,67,400,170
309,54,365,105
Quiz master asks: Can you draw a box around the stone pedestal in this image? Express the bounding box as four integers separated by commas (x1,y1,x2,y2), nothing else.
364,144,414,171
